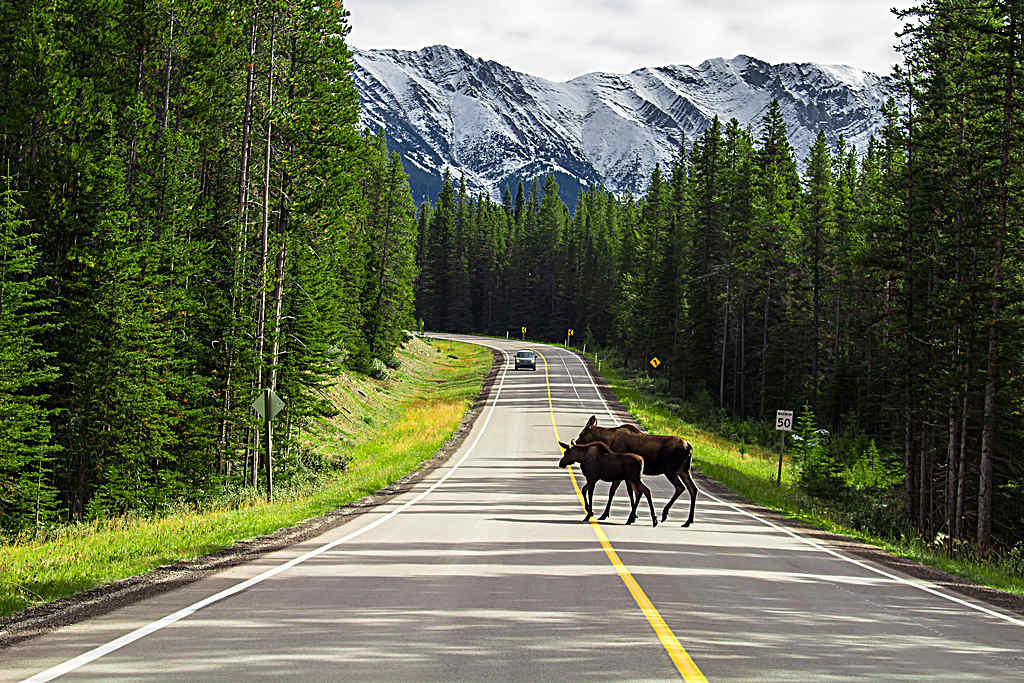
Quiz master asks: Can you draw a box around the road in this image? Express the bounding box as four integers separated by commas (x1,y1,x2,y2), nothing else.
3,335,1023,681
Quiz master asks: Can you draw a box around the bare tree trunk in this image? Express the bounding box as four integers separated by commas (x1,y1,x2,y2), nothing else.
760,278,770,418
904,396,916,526
161,11,175,129
223,8,261,479
919,427,932,536
955,378,968,540
269,33,297,392
251,12,277,488
903,71,917,530
978,7,1016,552
254,12,277,391
738,297,746,420
945,358,959,549
719,274,730,408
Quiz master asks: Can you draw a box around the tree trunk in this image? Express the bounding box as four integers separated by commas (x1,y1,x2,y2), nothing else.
978,6,1016,552
720,274,730,408
945,362,959,549
956,378,968,540
904,401,916,527
222,7,260,478
269,33,297,392
370,161,397,356
254,12,277,392
760,278,770,418
161,11,175,130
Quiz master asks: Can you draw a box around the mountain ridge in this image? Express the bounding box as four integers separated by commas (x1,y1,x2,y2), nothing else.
351,44,893,207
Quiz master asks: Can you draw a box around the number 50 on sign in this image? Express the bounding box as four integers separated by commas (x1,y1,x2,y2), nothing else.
776,410,793,431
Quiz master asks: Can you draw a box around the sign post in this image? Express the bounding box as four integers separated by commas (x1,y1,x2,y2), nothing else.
775,409,793,484
566,328,574,347
253,389,285,501
521,326,526,341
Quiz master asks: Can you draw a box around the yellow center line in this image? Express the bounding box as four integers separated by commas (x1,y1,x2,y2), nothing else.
537,349,707,682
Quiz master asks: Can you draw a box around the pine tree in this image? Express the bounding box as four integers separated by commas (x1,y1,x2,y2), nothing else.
0,174,59,533
799,130,836,404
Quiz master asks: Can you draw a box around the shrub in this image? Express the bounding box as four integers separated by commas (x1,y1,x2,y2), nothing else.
793,405,847,499
368,358,390,380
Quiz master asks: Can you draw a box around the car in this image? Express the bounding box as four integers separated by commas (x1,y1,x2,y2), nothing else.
514,349,537,371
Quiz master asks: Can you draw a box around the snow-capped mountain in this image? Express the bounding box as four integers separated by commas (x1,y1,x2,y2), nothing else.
352,45,893,206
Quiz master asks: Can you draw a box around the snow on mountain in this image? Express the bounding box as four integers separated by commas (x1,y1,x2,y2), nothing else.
351,45,893,206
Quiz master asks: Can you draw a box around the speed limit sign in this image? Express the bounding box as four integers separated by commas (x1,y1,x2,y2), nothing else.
776,410,793,431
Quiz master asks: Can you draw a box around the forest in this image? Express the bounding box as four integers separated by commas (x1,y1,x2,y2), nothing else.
414,2,1024,553
0,1,418,533
1,1,1021,559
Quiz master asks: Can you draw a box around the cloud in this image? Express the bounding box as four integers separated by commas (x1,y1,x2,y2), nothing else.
346,0,916,80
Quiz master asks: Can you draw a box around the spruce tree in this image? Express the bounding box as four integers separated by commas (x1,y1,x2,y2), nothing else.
0,175,59,533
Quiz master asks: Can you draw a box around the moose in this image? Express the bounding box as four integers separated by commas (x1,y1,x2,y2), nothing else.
576,415,698,527
558,440,658,526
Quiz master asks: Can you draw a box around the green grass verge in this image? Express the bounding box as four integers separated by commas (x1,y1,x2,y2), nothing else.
594,357,1024,598
0,338,492,619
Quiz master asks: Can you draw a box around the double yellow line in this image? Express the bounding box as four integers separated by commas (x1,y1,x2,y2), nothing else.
536,350,707,682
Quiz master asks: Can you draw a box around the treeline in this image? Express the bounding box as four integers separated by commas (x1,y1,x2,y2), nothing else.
0,1,417,533
416,1,1023,552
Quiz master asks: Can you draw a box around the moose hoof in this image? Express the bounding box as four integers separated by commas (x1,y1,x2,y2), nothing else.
598,512,609,520
652,519,658,527
626,516,637,525
681,520,692,528
582,514,593,522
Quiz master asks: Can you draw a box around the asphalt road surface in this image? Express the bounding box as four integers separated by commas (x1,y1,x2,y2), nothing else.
4,335,1024,681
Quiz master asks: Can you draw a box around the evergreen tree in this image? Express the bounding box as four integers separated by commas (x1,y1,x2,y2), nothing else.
0,175,59,533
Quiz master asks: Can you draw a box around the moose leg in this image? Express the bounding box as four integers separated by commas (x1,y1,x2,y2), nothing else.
660,472,686,522
633,478,658,527
624,481,640,525
599,479,636,520
678,467,698,527
582,480,595,522
598,480,621,520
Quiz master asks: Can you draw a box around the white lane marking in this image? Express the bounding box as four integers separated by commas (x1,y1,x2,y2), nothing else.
23,349,512,682
700,490,1024,627
559,346,1024,629
565,347,617,423
560,358,583,403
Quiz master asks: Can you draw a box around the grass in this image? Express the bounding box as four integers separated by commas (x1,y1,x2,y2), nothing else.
594,355,1024,598
0,337,492,620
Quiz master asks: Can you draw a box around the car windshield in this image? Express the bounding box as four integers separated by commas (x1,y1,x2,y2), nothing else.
516,351,533,358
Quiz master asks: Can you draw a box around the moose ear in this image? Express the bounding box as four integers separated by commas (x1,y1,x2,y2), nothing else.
586,415,596,428
558,441,569,451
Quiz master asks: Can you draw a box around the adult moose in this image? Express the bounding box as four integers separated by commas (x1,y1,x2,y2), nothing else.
558,441,658,526
577,416,698,526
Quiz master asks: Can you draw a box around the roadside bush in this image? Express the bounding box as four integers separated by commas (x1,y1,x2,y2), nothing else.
793,405,847,499
368,358,391,380
845,440,901,490
832,484,907,537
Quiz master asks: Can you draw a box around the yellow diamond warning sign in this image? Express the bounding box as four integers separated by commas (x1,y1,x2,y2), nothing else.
649,356,661,369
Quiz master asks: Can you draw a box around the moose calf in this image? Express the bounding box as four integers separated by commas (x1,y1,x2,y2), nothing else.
558,440,657,526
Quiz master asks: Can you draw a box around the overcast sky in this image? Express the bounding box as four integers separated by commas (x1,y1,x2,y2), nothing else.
347,0,918,81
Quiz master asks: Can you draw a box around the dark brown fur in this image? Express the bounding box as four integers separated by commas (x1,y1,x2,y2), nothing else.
558,441,657,526
577,415,698,526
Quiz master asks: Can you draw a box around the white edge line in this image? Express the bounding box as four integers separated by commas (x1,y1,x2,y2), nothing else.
23,347,511,682
560,346,1024,629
